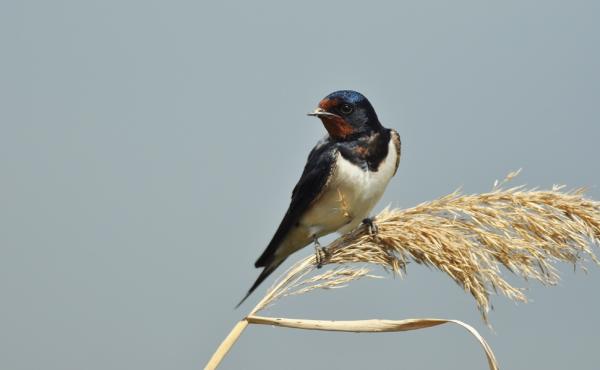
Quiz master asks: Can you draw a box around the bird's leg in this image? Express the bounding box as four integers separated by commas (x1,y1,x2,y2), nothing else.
362,217,378,236
313,235,328,268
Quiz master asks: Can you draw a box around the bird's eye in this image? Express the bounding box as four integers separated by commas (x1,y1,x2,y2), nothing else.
340,104,354,115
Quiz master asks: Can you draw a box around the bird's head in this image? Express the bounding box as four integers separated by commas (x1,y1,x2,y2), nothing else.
308,90,382,140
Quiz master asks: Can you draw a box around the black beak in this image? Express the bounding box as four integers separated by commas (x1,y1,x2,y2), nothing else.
307,107,339,118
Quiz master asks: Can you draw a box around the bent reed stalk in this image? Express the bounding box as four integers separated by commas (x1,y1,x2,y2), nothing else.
206,175,600,369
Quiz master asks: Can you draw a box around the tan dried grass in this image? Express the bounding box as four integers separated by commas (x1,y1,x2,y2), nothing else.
205,174,600,369
257,179,600,322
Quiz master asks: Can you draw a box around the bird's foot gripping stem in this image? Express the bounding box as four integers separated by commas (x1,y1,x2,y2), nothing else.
313,237,329,268
362,217,379,236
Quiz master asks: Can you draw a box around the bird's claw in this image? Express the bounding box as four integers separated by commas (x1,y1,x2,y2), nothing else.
313,237,329,268
362,217,378,236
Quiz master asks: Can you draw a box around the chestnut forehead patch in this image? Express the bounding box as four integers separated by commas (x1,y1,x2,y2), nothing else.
318,98,339,111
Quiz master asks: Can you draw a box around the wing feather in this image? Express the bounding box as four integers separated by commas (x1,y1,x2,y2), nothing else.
255,139,336,267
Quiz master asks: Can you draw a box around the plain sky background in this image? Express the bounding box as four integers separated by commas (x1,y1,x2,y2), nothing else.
1,1,599,369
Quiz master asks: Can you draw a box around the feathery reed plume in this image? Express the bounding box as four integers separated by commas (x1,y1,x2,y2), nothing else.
258,179,600,321
206,174,600,369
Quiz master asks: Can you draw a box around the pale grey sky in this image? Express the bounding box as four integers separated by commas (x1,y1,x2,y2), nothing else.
1,1,599,369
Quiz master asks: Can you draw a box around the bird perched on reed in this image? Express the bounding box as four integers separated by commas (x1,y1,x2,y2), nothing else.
238,90,401,306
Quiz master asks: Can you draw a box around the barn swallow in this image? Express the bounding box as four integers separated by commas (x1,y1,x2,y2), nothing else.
238,90,401,306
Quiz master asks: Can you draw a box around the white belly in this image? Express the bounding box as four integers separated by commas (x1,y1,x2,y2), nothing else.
300,138,399,237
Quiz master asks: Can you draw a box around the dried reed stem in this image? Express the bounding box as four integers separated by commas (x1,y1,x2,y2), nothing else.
205,320,248,370
206,176,600,369
205,314,498,370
